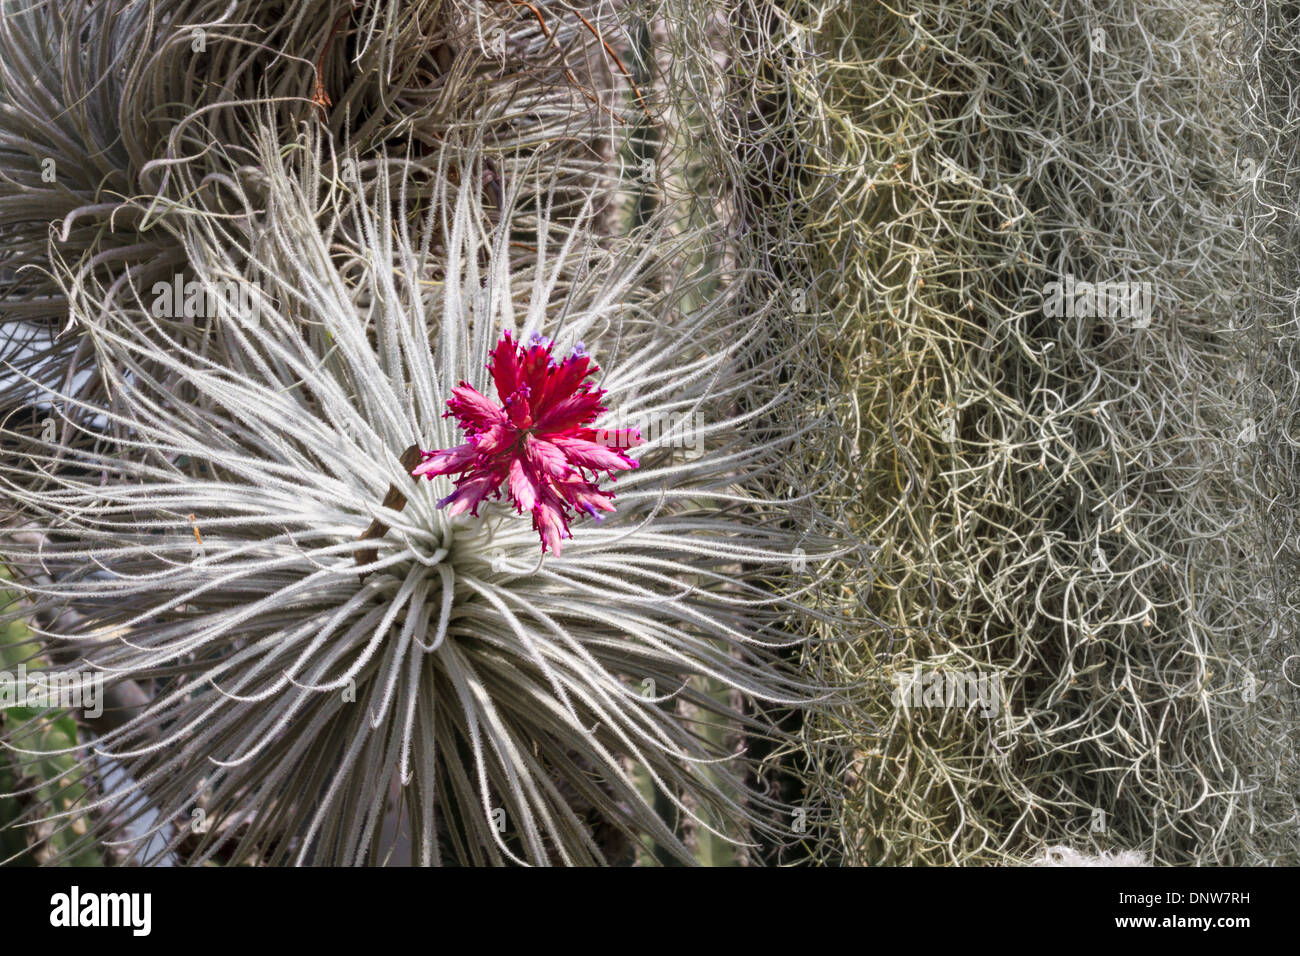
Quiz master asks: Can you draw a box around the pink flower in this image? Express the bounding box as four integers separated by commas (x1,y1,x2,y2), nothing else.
412,332,641,554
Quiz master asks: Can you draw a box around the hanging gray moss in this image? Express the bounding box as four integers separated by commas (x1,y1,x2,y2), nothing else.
794,0,1300,866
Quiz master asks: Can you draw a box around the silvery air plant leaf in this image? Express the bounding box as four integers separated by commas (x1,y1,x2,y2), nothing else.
0,127,842,865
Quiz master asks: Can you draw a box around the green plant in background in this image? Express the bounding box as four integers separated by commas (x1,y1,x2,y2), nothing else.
0,574,101,866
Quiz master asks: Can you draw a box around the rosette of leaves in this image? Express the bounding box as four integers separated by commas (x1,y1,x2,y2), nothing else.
0,125,843,865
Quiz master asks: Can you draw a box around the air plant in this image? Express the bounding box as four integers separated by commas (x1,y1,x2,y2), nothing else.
0,119,843,865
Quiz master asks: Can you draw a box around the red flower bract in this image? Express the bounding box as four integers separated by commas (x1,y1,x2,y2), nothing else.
412,331,641,554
